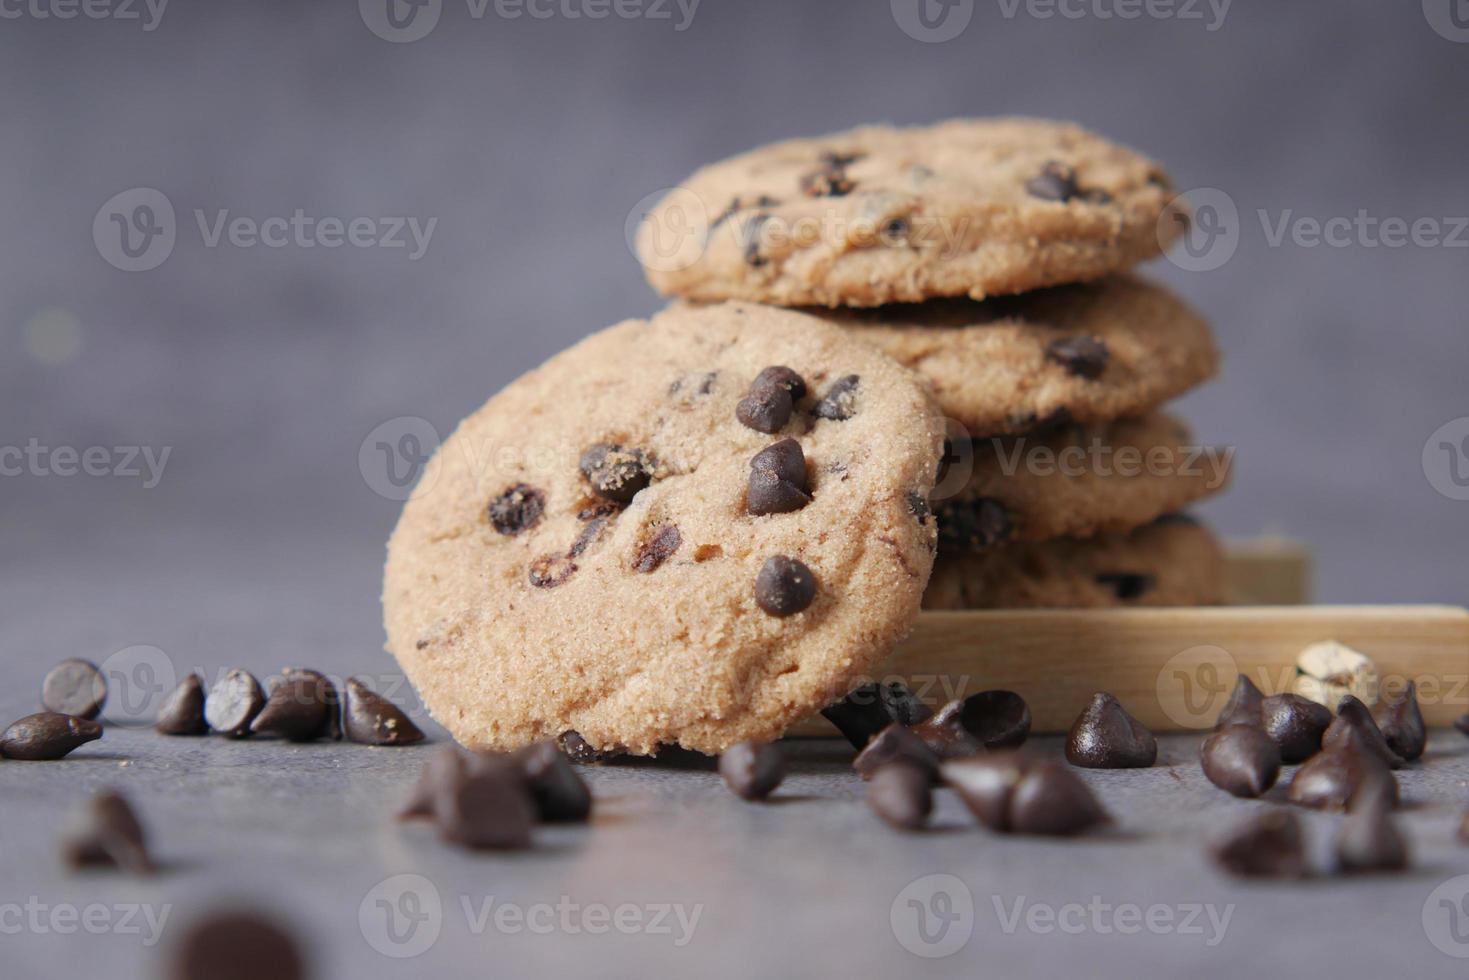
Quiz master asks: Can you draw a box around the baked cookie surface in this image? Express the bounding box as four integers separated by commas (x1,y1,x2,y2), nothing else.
923,517,1225,611
638,118,1183,308
383,303,945,756
933,413,1232,552
826,276,1217,438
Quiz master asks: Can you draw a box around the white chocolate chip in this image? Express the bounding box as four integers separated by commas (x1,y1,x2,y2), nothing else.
1293,640,1379,709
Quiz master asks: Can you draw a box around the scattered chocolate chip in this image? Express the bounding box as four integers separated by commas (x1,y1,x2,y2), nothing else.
1201,725,1281,798
398,744,467,820
854,724,939,780
515,740,592,822
41,658,107,719
250,673,332,742
747,467,811,516
935,498,1013,552
1288,729,1399,811
343,677,425,746
579,443,651,503
1262,693,1333,763
867,761,932,831
155,673,209,736
1045,336,1110,380
942,753,1026,831
820,681,933,749
905,491,931,523
736,383,794,434
1211,810,1308,879
436,754,536,850
168,911,306,980
910,702,983,760
558,730,616,764
1323,695,1404,769
1215,675,1266,729
293,668,343,740
1371,681,1426,762
1066,693,1157,769
488,483,545,535
1335,792,1409,874
755,555,816,617
813,375,860,421
719,741,786,800
62,790,151,874
0,712,103,760
1095,572,1155,601
1025,161,1081,202
752,366,806,401
1009,760,1111,836
204,669,266,738
633,524,682,573
914,690,1031,758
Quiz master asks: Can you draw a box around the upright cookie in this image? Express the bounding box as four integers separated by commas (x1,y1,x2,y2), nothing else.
934,413,1232,552
823,276,1218,437
638,118,1183,307
923,517,1225,610
384,303,945,756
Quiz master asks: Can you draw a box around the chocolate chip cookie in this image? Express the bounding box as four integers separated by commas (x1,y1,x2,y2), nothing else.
923,516,1225,610
823,276,1218,438
638,118,1184,307
934,413,1231,552
383,302,945,756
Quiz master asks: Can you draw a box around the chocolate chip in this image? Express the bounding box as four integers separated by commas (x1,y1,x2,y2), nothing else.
343,677,425,746
1371,681,1426,762
1215,674,1266,729
558,730,617,764
633,524,682,573
62,790,151,874
398,744,467,820
820,681,933,750
1262,693,1332,763
750,437,808,486
754,555,816,617
736,383,794,433
0,712,103,760
935,498,1013,552
1065,693,1157,768
204,669,266,738
719,741,785,800
746,468,811,516
515,740,592,822
1025,161,1081,202
1211,811,1308,879
910,702,983,760
1201,725,1281,798
1287,729,1399,811
1095,572,1155,601
813,375,860,421
155,674,209,736
250,673,332,742
488,483,545,535
436,754,536,850
853,724,940,780
1008,760,1110,836
914,690,1031,758
529,552,578,589
293,668,343,740
169,911,305,980
1323,695,1404,769
579,443,651,503
1045,336,1110,380
1334,792,1409,874
905,491,931,523
867,761,932,831
743,212,771,266
669,371,718,399
800,151,860,198
41,658,106,719
752,366,807,401
942,753,1027,831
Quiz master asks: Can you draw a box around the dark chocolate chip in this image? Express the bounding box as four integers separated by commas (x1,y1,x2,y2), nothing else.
1065,692,1157,768
881,217,909,242
813,375,860,421
488,483,545,535
754,555,816,617
1335,792,1409,874
293,668,343,741
1211,811,1308,879
398,744,467,821
669,371,718,399
1025,161,1081,202
1045,336,1110,380
436,754,536,850
343,677,425,746
0,712,103,760
866,761,932,831
633,524,682,573
799,152,860,198
910,702,983,760
820,681,933,750
41,658,107,719
750,437,808,487
1287,729,1399,811
155,674,209,735
579,443,651,503
1095,572,1155,602
942,754,1028,832
1262,693,1332,763
752,366,807,401
743,212,771,266
558,730,617,764
747,468,812,516
528,552,578,589
1008,760,1110,836
853,724,938,780
905,491,931,523
1215,674,1266,730
62,790,151,874
1323,695,1405,769
250,673,331,742
515,740,593,822
914,690,1031,758
204,669,266,738
736,383,794,434
1200,725,1281,798
1371,680,1426,762
935,497,1013,552
719,741,786,800
169,911,305,980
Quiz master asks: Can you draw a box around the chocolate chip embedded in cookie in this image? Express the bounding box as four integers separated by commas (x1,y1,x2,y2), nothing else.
637,118,1184,307
384,301,944,756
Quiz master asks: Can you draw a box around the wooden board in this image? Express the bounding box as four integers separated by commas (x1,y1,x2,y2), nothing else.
788,604,1469,736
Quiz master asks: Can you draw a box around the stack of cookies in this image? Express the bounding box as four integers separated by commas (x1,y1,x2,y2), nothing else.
636,117,1229,611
